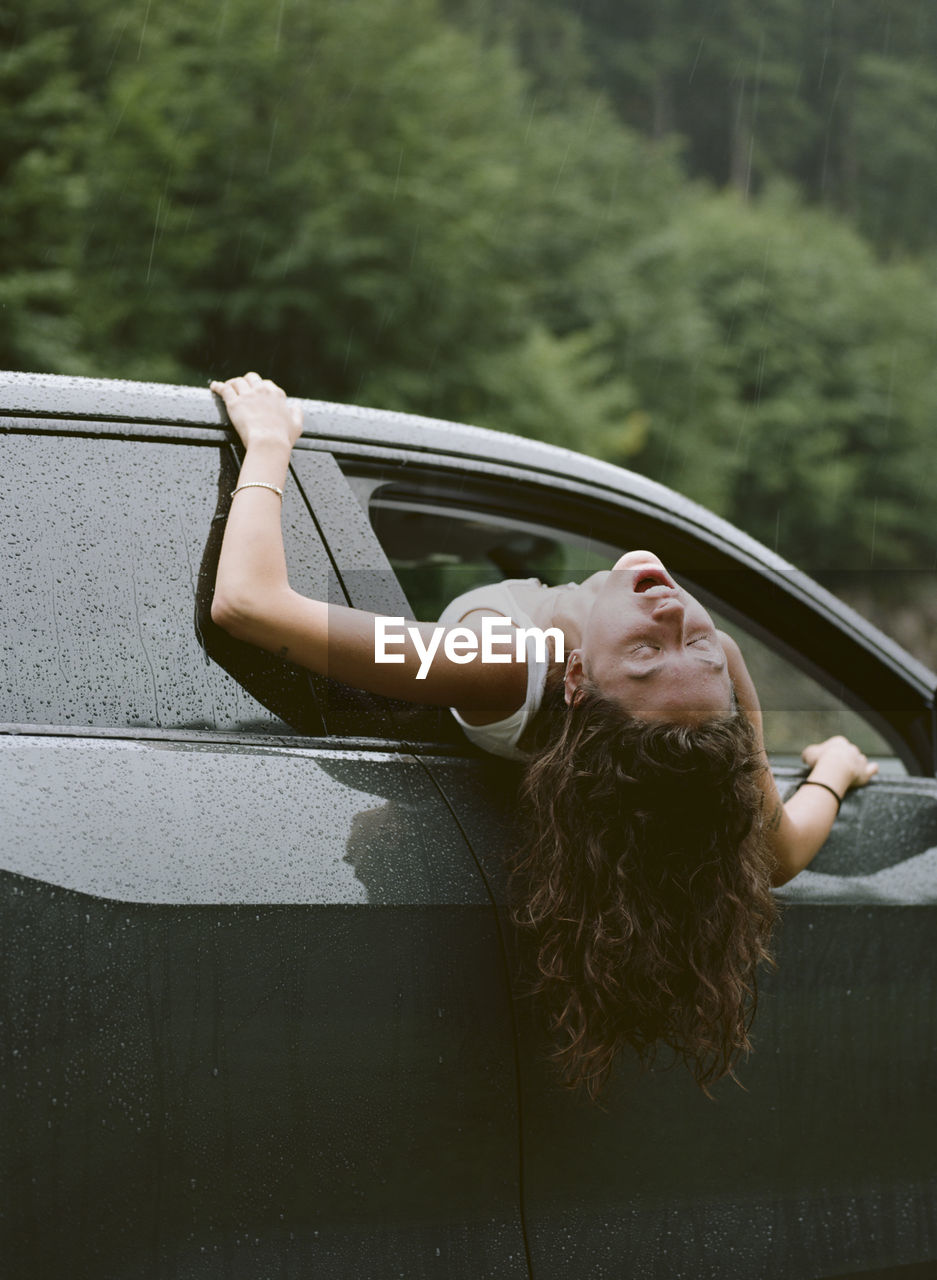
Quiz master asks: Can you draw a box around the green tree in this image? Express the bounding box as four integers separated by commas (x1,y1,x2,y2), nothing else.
611,182,937,570
69,0,672,448
549,0,937,257
0,4,91,370
8,0,937,589
852,54,937,253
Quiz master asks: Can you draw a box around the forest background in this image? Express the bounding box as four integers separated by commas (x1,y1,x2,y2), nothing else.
3,0,937,663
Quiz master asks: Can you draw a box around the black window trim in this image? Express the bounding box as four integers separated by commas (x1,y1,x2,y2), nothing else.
0,420,446,750
3,405,932,771
337,454,936,776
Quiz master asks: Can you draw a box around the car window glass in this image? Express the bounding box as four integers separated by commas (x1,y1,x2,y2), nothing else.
367,488,902,768
0,433,332,734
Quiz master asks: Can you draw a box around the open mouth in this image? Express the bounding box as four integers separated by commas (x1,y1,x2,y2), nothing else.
633,569,670,593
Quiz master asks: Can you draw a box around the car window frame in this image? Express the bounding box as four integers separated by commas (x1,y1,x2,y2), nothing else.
325,445,936,775
3,389,932,774
0,415,435,750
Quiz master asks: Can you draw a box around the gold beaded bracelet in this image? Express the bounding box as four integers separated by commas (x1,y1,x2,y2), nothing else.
230,482,284,499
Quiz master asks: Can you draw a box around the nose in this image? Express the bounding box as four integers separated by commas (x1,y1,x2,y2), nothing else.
650,596,686,637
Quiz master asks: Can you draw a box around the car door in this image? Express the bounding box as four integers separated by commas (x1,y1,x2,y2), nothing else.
0,388,530,1280
339,443,937,1280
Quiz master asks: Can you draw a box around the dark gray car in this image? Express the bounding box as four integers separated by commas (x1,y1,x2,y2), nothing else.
2,371,935,1280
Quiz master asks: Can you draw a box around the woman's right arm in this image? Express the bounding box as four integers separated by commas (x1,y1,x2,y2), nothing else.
209,373,526,717
718,631,877,884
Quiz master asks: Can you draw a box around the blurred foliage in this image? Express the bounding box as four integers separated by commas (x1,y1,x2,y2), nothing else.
0,4,90,370
3,0,937,612
540,0,937,249
606,182,937,571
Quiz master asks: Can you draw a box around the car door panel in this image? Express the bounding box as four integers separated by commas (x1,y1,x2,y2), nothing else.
0,410,529,1280
0,735,530,1279
324,445,937,1277
427,755,937,1280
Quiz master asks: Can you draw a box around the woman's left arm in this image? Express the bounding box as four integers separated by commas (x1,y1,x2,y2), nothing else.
718,631,878,886
208,373,528,716
209,373,302,629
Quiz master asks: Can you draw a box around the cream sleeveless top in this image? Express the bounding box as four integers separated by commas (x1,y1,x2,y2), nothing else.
437,578,556,761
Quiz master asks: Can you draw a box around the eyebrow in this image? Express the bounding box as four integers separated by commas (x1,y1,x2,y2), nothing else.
625,655,728,682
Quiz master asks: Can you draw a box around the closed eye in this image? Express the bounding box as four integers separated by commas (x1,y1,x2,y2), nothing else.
632,636,712,652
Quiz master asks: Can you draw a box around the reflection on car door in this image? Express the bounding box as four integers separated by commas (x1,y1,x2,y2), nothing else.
425,747,937,1280
0,424,529,1279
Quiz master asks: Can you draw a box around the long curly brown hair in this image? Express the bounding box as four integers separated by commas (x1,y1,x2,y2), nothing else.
512,673,778,1100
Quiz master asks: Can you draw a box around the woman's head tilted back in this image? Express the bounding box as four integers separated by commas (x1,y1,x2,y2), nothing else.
564,550,735,726
515,554,777,1099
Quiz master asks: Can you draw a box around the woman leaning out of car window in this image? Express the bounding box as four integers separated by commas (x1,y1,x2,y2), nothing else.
209,371,877,1100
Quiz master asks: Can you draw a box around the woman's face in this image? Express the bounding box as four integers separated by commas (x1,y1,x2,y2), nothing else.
565,551,733,724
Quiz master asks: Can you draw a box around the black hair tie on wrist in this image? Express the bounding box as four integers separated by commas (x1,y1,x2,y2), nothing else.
797,779,842,812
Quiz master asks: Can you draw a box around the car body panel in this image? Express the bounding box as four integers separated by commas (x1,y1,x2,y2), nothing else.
3,370,933,691
0,735,489,905
2,370,936,1278
424,755,937,1280
0,735,529,1278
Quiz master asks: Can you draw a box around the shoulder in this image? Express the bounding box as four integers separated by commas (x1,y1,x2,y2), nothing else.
448,610,530,725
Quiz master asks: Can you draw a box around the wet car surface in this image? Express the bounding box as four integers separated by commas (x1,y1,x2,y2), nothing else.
1,371,936,1280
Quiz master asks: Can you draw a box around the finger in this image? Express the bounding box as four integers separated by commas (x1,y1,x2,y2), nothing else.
228,376,251,396
244,371,263,386
853,762,877,787
210,379,239,404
